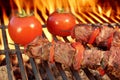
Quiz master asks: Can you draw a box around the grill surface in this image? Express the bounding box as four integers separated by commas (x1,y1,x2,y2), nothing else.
0,24,119,80
0,0,120,79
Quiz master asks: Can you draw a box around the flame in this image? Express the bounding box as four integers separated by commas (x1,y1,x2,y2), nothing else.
0,55,5,62
98,5,103,15
1,8,15,49
2,8,9,25
33,5,44,25
34,0,48,21
13,0,23,14
25,2,31,15
105,8,112,17
1,0,120,47
0,0,120,64
10,0,15,16
7,0,120,24
117,7,120,15
0,29,4,50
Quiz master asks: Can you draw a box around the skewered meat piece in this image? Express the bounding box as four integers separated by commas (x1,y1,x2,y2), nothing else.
25,37,120,79
54,41,75,67
82,48,106,69
72,24,116,49
25,37,51,60
71,24,93,44
25,37,103,69
108,31,120,78
111,30,120,47
95,26,114,48
106,46,120,79
26,37,75,67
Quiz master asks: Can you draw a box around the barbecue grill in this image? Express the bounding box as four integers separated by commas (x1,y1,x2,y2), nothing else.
0,0,120,80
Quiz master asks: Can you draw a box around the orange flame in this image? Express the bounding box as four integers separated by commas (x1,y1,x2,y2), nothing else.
13,0,23,14
0,19,1,25
6,0,120,24
0,0,120,63
2,8,9,25
0,0,120,46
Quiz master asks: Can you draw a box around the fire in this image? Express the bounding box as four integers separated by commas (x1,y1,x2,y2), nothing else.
13,0,23,14
0,0,120,48
2,8,9,25
4,0,120,24
0,0,120,43
106,8,112,17
0,0,120,63
1,0,120,25
0,0,120,49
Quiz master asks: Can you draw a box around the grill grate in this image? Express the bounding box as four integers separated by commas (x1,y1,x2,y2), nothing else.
0,24,119,80
15,44,28,80
1,25,14,80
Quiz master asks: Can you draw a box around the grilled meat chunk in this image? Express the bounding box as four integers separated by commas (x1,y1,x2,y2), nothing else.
72,25,116,49
54,41,75,67
111,30,120,47
106,46,120,79
71,24,93,44
95,26,114,47
26,37,51,60
81,48,105,69
26,37,75,67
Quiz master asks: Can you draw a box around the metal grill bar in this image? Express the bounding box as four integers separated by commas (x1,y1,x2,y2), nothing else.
106,73,119,80
56,63,68,80
44,61,55,80
83,68,96,80
29,58,41,80
39,63,47,80
15,44,28,80
1,25,13,80
70,67,82,80
0,49,24,54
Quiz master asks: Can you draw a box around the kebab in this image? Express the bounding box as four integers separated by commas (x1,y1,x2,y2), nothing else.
24,36,120,79
71,24,119,49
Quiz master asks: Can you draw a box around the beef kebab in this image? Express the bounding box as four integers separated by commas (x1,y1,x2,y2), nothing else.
25,37,120,79
71,24,119,49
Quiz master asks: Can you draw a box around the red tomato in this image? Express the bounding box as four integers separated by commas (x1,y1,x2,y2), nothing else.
8,16,42,46
47,11,76,36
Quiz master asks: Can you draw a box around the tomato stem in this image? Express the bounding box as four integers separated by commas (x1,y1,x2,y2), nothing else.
57,8,64,13
56,8,68,13
18,9,34,17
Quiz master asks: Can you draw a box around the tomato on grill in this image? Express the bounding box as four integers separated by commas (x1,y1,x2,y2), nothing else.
8,12,42,46
47,10,76,37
